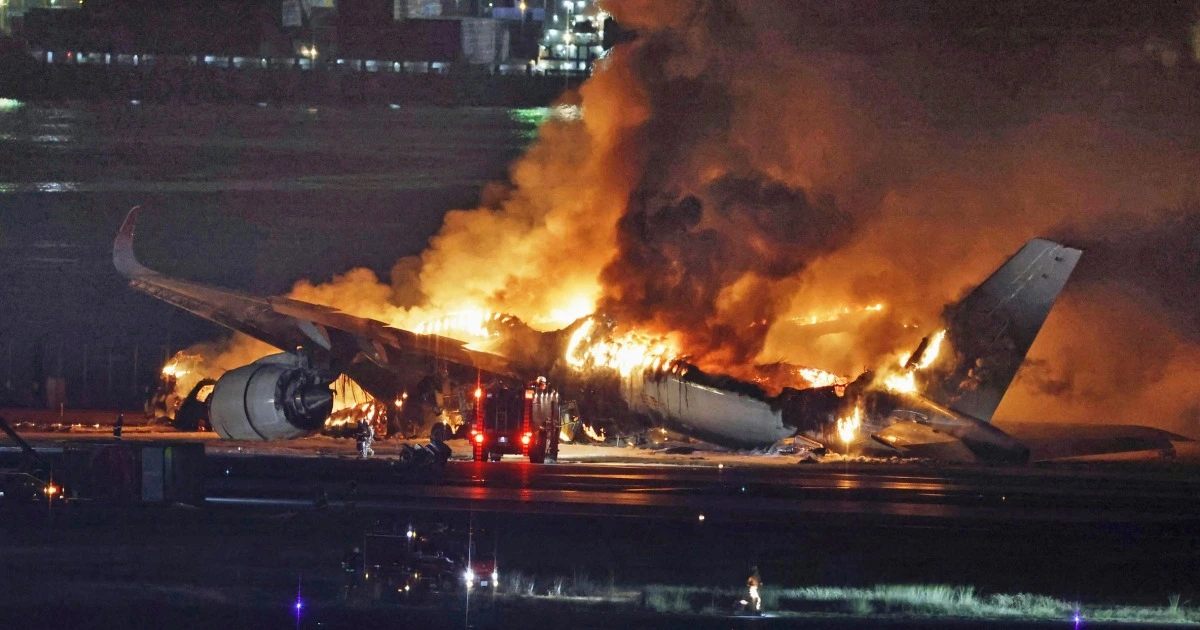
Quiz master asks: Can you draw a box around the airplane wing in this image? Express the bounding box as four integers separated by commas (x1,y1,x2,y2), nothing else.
113,207,520,380
871,421,983,463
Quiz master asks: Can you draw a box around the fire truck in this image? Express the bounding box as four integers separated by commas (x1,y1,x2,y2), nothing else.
469,380,559,463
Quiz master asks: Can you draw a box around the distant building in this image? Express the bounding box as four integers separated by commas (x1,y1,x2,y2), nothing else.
1,0,82,35
538,0,605,72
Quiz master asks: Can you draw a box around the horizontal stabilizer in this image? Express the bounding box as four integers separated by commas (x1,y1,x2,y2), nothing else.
872,421,980,463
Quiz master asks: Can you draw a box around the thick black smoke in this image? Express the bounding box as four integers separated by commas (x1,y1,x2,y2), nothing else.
1055,208,1200,342
600,177,851,367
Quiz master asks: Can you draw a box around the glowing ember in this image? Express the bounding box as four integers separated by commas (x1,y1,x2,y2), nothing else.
564,317,678,377
835,405,863,445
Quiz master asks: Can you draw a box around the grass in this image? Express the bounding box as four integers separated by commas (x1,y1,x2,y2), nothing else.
498,577,1200,624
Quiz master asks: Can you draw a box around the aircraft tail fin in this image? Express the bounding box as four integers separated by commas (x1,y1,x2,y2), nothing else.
917,239,1082,422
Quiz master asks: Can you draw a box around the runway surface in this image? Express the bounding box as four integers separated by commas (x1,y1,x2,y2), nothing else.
206,454,1200,525
4,430,1200,623
7,429,1200,525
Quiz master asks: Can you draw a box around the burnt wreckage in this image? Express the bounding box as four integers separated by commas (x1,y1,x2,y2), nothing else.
116,207,1082,463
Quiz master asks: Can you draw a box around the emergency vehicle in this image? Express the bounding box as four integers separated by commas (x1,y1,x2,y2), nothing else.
469,380,557,463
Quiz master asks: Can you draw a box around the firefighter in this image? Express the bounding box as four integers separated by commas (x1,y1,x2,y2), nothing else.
356,418,375,458
747,566,763,613
113,413,124,439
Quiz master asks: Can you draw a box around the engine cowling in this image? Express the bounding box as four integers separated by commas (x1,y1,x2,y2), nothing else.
209,354,334,440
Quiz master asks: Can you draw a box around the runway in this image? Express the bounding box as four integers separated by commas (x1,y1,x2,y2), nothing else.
4,431,1200,621
7,428,1200,524
207,454,1200,524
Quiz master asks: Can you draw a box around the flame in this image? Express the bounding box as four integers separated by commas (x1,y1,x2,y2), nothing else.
883,329,947,394
564,317,678,377
581,423,607,442
795,366,846,388
414,308,496,340
161,351,204,381
324,400,387,437
540,295,598,329
151,351,210,420
883,371,917,394
915,329,946,370
790,303,886,327
835,405,863,445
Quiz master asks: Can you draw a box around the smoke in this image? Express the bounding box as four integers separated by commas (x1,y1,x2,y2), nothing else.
183,0,1200,436
598,178,852,370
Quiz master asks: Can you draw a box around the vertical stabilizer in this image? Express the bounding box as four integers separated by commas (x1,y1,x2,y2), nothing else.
922,239,1082,422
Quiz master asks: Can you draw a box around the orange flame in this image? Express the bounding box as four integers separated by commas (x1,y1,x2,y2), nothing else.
835,404,863,445
883,329,947,394
564,317,679,377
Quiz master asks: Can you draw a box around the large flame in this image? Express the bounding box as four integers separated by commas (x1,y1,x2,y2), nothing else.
835,404,863,445
414,309,497,340
564,317,679,377
883,329,948,395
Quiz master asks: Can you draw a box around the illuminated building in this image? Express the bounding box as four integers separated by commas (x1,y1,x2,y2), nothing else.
1,0,82,35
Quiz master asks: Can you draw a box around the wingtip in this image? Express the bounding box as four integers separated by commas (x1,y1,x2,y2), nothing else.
114,205,149,278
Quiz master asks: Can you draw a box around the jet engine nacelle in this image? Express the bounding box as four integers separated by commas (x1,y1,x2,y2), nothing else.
208,354,334,440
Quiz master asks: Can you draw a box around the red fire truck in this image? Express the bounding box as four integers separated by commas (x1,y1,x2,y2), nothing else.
469,380,557,463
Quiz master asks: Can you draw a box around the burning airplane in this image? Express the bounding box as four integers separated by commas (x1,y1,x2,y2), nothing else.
116,207,1081,464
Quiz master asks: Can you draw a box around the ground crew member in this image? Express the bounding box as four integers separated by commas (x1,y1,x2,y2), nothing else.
747,566,762,613
113,413,124,439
